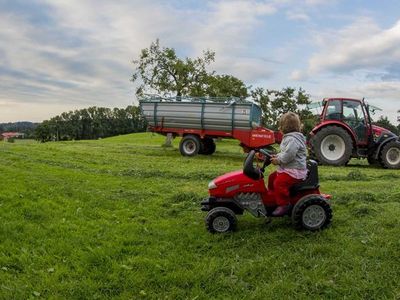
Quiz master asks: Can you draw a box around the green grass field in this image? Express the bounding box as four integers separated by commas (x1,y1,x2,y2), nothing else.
1,133,399,299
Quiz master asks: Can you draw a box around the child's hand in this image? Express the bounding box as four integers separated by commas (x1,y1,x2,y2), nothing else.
270,155,280,165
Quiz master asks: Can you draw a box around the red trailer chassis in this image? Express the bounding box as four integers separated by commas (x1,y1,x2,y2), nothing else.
148,125,277,156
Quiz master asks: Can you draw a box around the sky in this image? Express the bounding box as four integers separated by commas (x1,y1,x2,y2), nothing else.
0,0,399,123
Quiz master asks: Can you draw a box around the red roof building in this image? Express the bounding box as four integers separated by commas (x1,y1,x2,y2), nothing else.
1,132,24,140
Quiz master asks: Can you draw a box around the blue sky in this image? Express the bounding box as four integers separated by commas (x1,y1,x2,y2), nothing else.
0,0,399,123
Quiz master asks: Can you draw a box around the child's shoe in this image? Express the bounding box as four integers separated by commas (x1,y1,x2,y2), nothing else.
272,205,290,216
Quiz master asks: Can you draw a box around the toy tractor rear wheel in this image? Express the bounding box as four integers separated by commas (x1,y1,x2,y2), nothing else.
380,141,400,169
206,207,237,233
179,135,201,156
310,126,352,166
292,195,332,231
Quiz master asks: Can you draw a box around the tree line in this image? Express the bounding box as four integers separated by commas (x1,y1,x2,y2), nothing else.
35,106,146,142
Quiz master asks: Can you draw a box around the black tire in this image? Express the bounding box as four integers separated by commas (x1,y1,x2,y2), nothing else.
367,155,375,165
206,207,237,233
179,135,201,156
292,194,332,231
380,141,400,169
310,126,353,166
200,137,216,155
367,151,381,166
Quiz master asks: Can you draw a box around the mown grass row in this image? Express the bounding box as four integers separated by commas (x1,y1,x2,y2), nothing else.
0,134,399,299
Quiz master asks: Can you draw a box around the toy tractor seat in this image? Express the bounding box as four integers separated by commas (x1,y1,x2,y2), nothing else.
289,160,320,196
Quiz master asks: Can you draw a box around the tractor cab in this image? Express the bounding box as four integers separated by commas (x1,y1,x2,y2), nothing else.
321,98,371,144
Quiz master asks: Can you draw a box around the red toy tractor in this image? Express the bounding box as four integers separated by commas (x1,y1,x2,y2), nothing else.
308,98,400,169
201,149,332,233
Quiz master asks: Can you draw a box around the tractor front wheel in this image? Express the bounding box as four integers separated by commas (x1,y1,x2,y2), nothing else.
206,207,237,233
292,195,332,231
310,126,352,166
380,141,400,169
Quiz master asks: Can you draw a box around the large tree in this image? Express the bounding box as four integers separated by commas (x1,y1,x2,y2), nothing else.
132,39,215,97
251,87,315,133
132,40,250,146
205,74,248,98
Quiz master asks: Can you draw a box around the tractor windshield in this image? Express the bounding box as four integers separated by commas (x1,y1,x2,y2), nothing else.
342,100,368,143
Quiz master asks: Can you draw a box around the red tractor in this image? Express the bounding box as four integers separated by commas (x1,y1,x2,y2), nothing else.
308,98,400,169
201,149,332,233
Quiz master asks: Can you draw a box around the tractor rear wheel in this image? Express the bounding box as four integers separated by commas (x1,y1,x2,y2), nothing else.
310,126,352,166
292,195,332,231
179,135,201,156
380,141,400,169
206,207,237,233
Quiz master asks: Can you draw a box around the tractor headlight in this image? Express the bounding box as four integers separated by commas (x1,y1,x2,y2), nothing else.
208,180,217,190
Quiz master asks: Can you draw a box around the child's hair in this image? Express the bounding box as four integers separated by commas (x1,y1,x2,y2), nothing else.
279,112,302,134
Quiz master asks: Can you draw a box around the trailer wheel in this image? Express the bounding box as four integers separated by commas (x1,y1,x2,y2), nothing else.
206,207,237,233
310,126,352,166
179,135,201,156
380,141,400,169
200,137,216,155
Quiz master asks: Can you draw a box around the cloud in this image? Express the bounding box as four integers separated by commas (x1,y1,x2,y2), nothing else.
286,11,310,22
0,0,193,122
191,0,280,81
290,69,307,81
299,18,400,76
304,0,337,6
0,0,284,122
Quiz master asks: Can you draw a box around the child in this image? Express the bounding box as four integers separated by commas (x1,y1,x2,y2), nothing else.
269,112,307,216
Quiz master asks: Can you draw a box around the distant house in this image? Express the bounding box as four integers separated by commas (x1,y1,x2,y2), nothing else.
1,132,24,141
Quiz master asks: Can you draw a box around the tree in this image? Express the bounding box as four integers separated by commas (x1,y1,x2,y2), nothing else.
251,87,314,133
132,39,215,97
373,116,399,135
132,40,251,146
205,75,249,98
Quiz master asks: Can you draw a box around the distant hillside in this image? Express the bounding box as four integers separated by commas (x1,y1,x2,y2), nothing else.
0,121,38,138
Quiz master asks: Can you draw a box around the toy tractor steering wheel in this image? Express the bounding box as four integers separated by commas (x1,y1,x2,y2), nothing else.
259,149,273,172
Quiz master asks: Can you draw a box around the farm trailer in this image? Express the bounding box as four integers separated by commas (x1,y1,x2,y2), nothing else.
139,97,277,156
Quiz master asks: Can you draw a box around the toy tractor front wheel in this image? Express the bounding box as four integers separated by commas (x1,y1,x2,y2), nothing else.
206,207,237,233
292,195,332,231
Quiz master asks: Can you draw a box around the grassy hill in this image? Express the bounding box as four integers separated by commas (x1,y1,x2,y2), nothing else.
0,133,399,299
